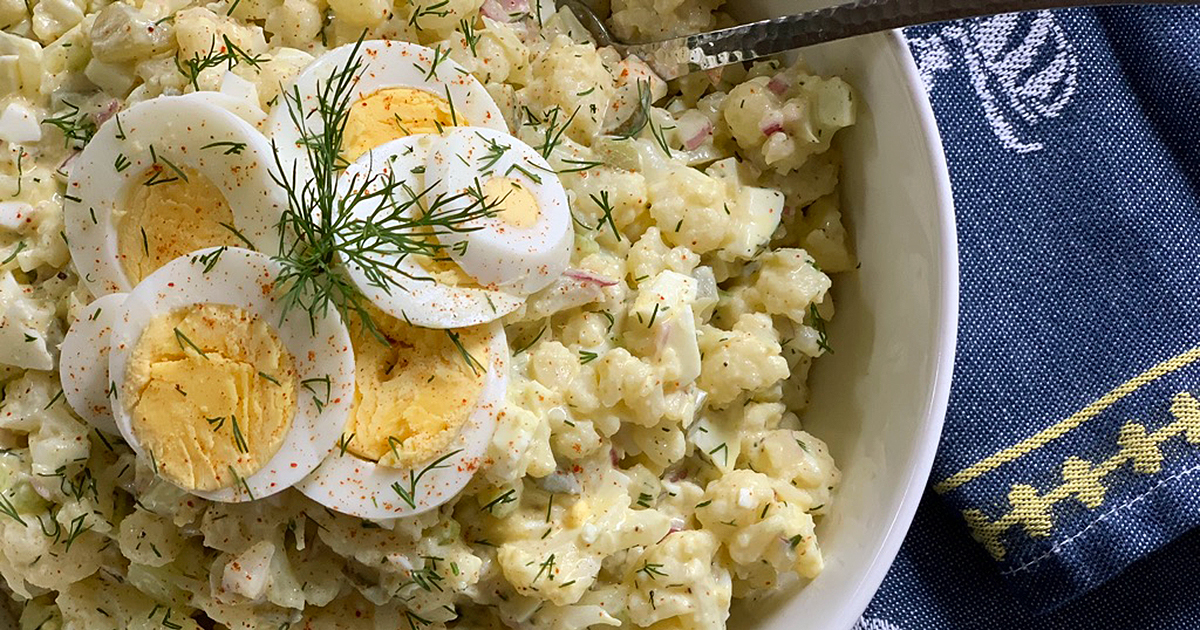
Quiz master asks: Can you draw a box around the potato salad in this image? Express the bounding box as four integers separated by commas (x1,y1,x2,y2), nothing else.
0,0,856,627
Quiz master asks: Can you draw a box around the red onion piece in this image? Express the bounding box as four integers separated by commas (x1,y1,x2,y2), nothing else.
762,120,785,136
767,76,790,95
564,269,618,287
683,121,712,150
93,99,120,126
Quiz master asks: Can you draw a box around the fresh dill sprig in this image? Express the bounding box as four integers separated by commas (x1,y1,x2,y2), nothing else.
481,488,517,513
302,375,332,410
230,414,249,453
476,132,510,173
533,106,579,160
513,325,545,355
807,303,833,354
337,432,354,456
0,491,25,525
590,191,620,241
532,553,556,583
62,514,89,552
636,561,667,580
2,241,25,265
390,448,463,509
459,18,480,56
405,610,433,630
228,465,255,499
648,120,674,157
43,101,96,149
267,36,502,336
202,140,247,155
191,246,227,273
445,330,484,375
176,34,266,90
558,158,603,174
408,0,451,30
173,327,207,359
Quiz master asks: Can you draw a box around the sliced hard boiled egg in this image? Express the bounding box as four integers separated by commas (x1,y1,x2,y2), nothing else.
108,247,355,503
335,134,523,328
185,71,269,130
297,314,508,519
268,39,506,168
64,94,285,297
425,127,573,296
59,292,127,435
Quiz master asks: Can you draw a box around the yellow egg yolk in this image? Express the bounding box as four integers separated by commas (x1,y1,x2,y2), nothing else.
343,87,465,163
483,176,540,228
123,304,298,492
345,308,488,469
417,253,478,288
117,166,240,284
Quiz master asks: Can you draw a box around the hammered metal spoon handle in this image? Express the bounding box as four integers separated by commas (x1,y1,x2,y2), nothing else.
565,0,1198,80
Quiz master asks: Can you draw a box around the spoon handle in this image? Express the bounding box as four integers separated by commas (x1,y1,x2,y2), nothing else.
625,0,1196,80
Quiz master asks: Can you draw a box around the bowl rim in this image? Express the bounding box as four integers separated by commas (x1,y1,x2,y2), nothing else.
833,28,960,628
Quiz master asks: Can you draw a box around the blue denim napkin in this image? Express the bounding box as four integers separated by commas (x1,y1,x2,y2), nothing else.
861,6,1200,626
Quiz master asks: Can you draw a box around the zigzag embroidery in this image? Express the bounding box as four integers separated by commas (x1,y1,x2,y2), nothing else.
964,391,1200,560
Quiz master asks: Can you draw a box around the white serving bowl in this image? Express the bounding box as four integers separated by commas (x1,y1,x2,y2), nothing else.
730,3,959,628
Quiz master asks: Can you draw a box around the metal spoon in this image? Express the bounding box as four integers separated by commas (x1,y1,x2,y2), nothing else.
561,0,1196,81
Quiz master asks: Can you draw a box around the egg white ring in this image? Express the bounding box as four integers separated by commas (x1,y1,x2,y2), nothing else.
107,247,355,503
336,135,523,328
64,94,285,297
187,91,269,130
425,127,573,296
296,321,508,519
59,292,127,435
267,39,507,179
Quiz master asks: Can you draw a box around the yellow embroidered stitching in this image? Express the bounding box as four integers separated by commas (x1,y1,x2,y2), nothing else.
963,391,1200,560
935,346,1200,494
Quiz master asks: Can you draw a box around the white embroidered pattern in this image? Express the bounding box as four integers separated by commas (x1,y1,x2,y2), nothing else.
905,12,1078,154
854,616,903,630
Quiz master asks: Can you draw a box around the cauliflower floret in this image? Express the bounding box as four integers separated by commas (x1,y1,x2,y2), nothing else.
265,0,322,48
722,66,854,174
89,2,175,63
0,510,105,594
627,227,699,282
227,0,281,20
624,530,731,630
496,469,670,606
442,18,529,86
648,165,731,254
174,7,268,91
697,314,789,408
610,0,723,43
743,429,839,514
57,577,181,629
696,469,824,580
328,0,390,29
403,0,483,39
520,35,614,144
752,248,831,323
593,348,661,428
794,193,857,273
31,0,84,44
119,509,187,568
564,165,650,246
